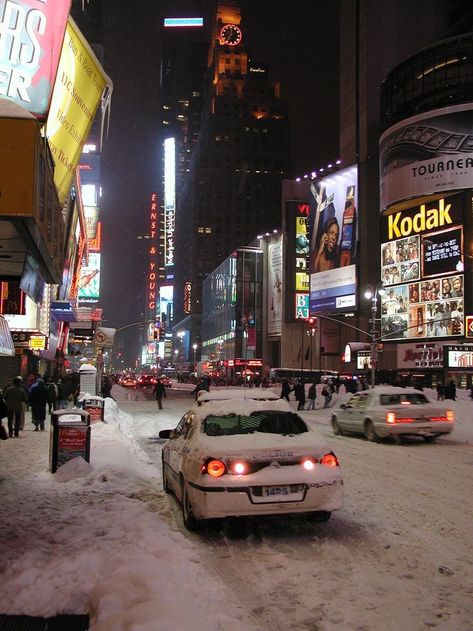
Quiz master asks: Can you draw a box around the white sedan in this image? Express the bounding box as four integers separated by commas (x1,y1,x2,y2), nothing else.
331,387,454,443
159,389,344,530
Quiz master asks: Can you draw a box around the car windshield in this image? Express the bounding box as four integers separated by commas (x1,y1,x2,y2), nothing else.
379,393,429,405
203,411,309,436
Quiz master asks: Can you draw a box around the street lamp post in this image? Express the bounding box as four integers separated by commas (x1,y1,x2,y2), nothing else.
364,283,386,388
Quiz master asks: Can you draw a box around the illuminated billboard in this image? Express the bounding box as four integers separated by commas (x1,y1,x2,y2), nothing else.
308,165,358,313
78,252,100,301
0,0,71,120
147,193,158,315
284,201,310,320
444,345,473,369
380,194,465,341
159,285,173,331
46,17,112,205
380,103,473,210
164,138,175,268
267,234,283,336
163,17,203,27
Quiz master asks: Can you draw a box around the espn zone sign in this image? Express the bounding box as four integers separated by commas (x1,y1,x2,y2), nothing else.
383,195,463,241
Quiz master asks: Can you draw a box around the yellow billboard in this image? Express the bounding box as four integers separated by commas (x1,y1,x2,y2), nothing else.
46,17,112,206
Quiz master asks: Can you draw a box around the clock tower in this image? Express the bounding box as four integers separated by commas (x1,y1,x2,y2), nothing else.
208,1,247,82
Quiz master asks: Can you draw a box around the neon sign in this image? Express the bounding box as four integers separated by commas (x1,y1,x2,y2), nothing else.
164,138,175,267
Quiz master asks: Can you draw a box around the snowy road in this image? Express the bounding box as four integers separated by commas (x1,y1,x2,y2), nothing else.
116,385,473,631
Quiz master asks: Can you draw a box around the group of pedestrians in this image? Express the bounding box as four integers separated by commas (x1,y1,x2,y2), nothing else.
280,379,335,410
1,374,78,437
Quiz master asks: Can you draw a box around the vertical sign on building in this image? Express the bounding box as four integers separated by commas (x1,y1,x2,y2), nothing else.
164,138,175,269
267,234,283,336
148,193,158,337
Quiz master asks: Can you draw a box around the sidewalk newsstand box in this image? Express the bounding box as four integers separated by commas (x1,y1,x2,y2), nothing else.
83,396,105,423
50,409,91,473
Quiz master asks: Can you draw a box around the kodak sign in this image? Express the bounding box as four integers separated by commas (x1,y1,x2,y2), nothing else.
387,198,458,240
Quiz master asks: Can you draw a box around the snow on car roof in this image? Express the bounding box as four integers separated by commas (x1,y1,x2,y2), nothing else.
192,397,292,418
367,386,427,395
196,388,280,403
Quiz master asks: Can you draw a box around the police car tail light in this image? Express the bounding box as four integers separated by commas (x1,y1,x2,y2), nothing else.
386,411,396,424
204,459,226,477
301,457,316,471
320,453,339,467
446,410,454,422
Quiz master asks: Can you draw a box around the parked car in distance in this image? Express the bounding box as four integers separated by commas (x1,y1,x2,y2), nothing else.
120,375,139,388
137,374,157,388
331,387,454,444
159,390,343,531
158,375,172,388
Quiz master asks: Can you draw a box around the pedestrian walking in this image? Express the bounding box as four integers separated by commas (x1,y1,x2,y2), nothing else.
293,380,306,411
4,377,27,437
280,379,291,402
306,382,317,410
29,378,50,431
436,382,445,401
153,378,166,409
321,383,331,409
45,377,59,412
191,377,210,400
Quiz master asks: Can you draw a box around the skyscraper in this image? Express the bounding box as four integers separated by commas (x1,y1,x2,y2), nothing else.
172,1,291,352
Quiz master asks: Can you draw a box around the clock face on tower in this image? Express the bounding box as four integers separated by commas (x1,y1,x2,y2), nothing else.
220,23,242,46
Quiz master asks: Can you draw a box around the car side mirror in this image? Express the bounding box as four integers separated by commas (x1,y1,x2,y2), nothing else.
159,429,174,439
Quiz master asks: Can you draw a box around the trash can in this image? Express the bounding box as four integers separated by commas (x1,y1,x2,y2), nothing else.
50,409,91,473
82,396,105,423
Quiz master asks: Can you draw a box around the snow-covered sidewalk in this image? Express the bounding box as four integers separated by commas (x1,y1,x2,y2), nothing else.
0,399,257,631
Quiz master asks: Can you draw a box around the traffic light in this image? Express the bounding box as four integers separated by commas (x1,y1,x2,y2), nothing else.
308,317,318,332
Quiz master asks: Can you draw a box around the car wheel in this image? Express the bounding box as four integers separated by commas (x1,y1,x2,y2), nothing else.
331,416,344,436
181,480,201,531
364,420,379,442
162,458,171,494
311,511,331,523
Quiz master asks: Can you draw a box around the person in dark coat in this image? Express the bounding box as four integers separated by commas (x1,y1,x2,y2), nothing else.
101,376,113,399
293,380,306,411
29,378,50,431
306,382,317,410
45,377,58,412
4,377,27,437
152,378,166,409
445,380,456,401
280,379,291,402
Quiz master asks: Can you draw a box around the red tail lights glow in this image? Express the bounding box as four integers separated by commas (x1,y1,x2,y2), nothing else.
320,453,339,467
301,458,315,471
386,411,396,424
446,410,454,422
205,459,226,477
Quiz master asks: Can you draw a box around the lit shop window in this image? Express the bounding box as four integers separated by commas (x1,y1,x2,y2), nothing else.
198,227,204,233
205,227,212,234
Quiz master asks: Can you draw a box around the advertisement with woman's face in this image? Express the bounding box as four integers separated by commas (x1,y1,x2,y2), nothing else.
308,165,358,313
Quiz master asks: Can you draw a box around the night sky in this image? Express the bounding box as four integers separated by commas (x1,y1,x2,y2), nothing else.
74,1,340,351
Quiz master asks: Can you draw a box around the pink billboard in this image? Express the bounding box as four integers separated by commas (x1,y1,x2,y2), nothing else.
0,0,71,120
